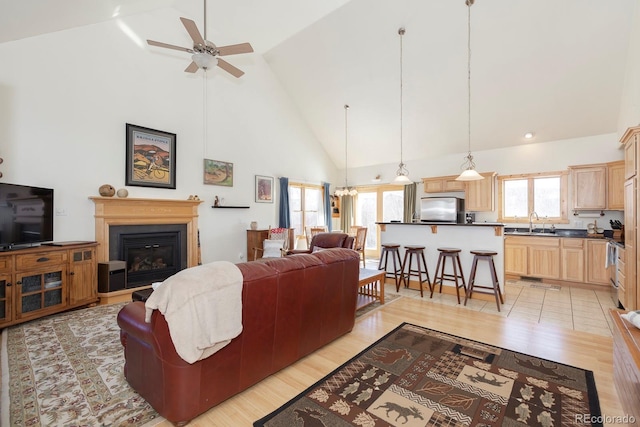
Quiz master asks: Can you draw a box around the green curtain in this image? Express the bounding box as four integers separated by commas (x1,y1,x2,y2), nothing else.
403,182,417,223
339,195,353,232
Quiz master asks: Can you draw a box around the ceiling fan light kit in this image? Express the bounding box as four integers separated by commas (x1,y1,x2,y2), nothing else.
456,0,484,182
147,1,253,77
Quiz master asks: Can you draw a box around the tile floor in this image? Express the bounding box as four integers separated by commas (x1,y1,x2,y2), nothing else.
367,260,619,337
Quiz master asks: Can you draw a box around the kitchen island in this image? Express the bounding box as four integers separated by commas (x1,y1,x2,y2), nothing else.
377,222,505,301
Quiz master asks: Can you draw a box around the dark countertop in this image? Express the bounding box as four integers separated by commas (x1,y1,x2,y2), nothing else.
504,227,625,246
377,221,504,227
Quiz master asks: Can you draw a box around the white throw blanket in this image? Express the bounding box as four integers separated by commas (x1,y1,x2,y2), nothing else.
144,261,243,364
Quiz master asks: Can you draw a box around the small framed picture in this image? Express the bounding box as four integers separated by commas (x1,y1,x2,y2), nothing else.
125,124,176,189
204,159,233,186
255,175,274,203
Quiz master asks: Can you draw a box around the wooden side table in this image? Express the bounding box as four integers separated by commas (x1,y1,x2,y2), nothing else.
357,269,386,309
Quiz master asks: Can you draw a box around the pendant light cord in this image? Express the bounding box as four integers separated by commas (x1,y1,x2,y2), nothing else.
344,104,349,188
399,28,405,165
467,0,472,157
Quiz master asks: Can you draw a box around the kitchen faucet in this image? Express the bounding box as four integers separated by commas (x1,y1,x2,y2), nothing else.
529,211,539,233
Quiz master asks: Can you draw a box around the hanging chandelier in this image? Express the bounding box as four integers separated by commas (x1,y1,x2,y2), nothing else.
456,0,484,181
335,104,357,197
393,27,412,185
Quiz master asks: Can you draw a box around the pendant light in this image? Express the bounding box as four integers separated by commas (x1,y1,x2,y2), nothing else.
456,0,484,181
393,27,412,185
335,104,357,197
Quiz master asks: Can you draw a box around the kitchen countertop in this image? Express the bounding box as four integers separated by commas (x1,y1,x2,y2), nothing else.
504,227,625,246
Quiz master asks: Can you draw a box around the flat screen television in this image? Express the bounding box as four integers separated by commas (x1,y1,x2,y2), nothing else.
0,183,54,251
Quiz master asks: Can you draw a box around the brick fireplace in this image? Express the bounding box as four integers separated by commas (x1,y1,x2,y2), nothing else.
91,197,202,301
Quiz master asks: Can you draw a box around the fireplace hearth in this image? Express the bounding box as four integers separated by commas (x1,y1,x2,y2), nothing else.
109,224,187,288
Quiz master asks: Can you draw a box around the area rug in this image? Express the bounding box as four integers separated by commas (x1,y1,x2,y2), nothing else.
254,323,602,427
1,303,159,427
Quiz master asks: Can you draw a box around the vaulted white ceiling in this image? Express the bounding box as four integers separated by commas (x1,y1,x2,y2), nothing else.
1,0,636,169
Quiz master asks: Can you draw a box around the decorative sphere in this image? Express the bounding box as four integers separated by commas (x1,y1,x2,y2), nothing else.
99,184,116,197
116,188,129,198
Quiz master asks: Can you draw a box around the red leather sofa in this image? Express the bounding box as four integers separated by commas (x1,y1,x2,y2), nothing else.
287,231,354,255
117,247,360,426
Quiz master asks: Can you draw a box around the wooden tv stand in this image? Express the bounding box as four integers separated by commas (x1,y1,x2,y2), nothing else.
0,242,98,328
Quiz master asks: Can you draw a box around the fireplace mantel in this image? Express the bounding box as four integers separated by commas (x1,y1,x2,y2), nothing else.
90,197,202,268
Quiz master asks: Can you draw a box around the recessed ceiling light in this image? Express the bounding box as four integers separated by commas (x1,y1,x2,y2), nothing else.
524,132,535,139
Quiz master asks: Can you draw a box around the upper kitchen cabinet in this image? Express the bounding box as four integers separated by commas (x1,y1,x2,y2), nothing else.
422,172,496,212
607,160,625,210
465,172,496,212
622,125,640,179
569,162,624,211
422,175,465,193
569,164,607,210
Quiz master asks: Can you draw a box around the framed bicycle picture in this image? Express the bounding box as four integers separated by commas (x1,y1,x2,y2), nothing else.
125,123,176,189
255,175,274,203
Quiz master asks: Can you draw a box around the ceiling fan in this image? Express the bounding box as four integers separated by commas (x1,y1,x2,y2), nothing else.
146,1,253,78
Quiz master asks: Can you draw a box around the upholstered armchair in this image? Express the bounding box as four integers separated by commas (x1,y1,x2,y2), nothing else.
287,232,354,255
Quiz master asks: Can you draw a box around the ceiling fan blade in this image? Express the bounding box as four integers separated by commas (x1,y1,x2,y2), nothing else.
147,39,193,53
180,17,205,46
185,62,199,73
217,58,245,78
217,43,254,56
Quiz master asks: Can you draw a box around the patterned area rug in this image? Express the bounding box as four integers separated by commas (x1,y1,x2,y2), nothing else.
1,303,159,427
254,323,602,427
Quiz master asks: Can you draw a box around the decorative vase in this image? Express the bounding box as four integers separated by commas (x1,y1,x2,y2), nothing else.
116,188,129,198
99,184,116,197
250,221,258,230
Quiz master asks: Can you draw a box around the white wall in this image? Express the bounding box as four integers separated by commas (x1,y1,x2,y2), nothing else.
618,0,640,134
0,7,339,263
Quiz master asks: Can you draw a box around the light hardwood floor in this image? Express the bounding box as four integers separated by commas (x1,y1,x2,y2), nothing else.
150,294,625,427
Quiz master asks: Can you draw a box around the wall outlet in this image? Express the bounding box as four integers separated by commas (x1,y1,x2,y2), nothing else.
55,208,67,216
574,220,583,228
238,252,244,260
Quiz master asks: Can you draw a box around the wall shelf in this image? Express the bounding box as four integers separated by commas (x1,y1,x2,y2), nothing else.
212,206,250,209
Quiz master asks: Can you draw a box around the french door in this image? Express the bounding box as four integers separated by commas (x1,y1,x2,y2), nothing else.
355,185,404,260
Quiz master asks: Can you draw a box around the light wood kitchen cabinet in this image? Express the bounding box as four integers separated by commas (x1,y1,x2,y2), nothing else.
621,125,639,310
422,175,465,193
504,236,528,276
422,171,496,212
0,242,98,329
586,240,608,285
623,128,637,179
607,160,625,210
504,236,560,279
569,164,607,210
617,246,626,309
528,238,561,280
624,178,636,310
465,172,496,212
561,238,585,282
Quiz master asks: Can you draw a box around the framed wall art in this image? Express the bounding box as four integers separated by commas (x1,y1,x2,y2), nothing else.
255,175,274,203
125,123,176,189
204,159,234,186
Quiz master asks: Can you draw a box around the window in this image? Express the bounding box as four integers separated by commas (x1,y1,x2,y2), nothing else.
354,185,404,258
498,171,568,223
288,183,325,237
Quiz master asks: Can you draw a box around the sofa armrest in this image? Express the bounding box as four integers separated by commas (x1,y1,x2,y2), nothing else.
117,301,188,366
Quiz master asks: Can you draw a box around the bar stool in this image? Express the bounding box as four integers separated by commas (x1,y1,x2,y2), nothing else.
378,243,404,291
401,245,431,297
431,247,466,303
464,250,504,311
